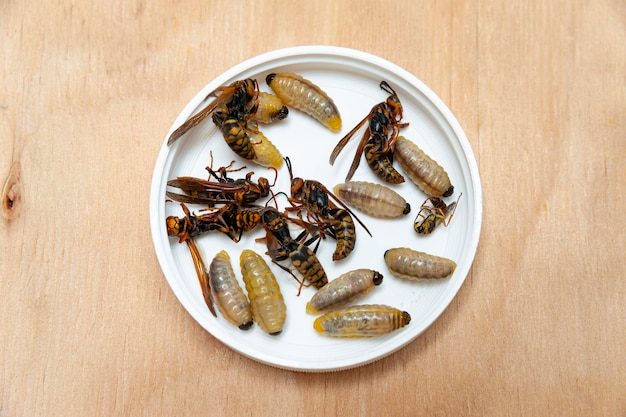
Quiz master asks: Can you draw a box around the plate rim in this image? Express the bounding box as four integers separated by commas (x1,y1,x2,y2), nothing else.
150,45,483,372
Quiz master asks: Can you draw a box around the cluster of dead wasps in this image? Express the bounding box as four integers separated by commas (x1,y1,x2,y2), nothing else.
165,72,460,337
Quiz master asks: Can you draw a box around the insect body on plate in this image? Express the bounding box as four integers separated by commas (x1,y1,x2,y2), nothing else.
166,203,224,243
248,129,284,169
325,207,356,261
239,249,287,335
384,247,456,280
166,163,276,207
313,304,411,337
329,81,408,184
167,78,259,146
333,181,411,218
258,207,328,294
284,157,371,261
266,72,342,131
393,136,454,197
306,269,383,314
209,250,253,330
414,193,461,235
254,92,289,124
211,110,257,160
163,204,217,316
166,203,261,243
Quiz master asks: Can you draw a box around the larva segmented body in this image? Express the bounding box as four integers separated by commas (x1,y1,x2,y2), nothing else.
306,269,383,314
248,130,284,169
333,181,411,218
384,247,456,280
240,249,286,335
209,250,253,330
393,136,454,197
266,72,342,131
254,92,289,124
313,304,411,338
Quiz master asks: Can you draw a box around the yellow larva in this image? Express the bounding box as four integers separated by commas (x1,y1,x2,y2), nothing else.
306,269,383,314
266,72,342,132
239,249,286,335
313,304,411,338
253,92,289,124
333,181,411,218
209,250,253,330
384,247,456,280
248,130,284,169
393,136,454,197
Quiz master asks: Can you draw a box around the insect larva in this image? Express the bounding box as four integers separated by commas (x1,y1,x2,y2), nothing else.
239,249,287,335
333,181,411,218
313,304,411,338
384,247,456,280
306,269,383,314
248,130,284,169
393,136,454,197
254,92,289,124
266,72,342,132
209,250,253,330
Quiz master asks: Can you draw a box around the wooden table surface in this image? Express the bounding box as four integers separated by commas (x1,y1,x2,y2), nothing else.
2,1,624,415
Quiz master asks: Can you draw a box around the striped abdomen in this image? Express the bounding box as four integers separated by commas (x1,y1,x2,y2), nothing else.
212,111,255,160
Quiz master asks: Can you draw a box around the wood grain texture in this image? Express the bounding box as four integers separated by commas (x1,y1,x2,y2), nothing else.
1,0,624,415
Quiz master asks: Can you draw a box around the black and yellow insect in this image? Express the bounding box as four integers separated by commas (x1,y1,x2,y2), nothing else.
329,81,408,184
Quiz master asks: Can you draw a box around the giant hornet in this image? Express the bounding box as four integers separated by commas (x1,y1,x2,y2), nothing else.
166,203,262,243
166,161,277,207
329,81,408,184
284,157,371,261
257,207,328,295
167,79,259,145
167,79,288,165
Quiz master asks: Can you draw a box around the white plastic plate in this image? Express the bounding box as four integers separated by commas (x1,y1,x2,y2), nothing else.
150,46,482,372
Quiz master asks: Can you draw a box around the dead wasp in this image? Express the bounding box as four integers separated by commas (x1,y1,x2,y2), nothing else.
284,157,371,261
166,201,262,243
414,193,461,235
266,72,341,131
211,110,257,160
384,247,457,280
393,136,454,197
329,81,408,184
209,250,253,330
166,203,233,242
313,304,411,338
257,207,328,295
325,208,356,261
167,78,259,146
306,269,384,314
333,181,411,219
166,161,277,207
240,249,287,335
